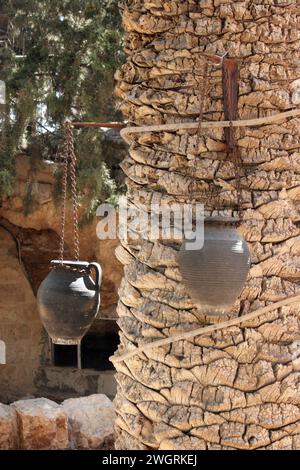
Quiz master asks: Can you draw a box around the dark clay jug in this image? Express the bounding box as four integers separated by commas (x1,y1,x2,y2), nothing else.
179,222,250,315
37,260,102,345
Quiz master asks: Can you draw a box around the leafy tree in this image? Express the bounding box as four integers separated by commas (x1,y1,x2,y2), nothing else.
0,0,125,212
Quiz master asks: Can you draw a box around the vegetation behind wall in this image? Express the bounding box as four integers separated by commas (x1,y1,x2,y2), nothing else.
0,0,125,214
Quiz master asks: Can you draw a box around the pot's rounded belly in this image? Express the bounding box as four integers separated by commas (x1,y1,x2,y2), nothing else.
37,276,99,345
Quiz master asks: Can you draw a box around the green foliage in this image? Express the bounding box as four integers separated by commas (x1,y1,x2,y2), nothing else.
72,127,121,225
0,0,125,210
0,167,15,197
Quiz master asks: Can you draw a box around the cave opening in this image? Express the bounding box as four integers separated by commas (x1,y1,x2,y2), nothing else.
52,320,119,371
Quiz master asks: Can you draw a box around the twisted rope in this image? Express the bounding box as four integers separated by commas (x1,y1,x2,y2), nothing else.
111,294,300,364
120,109,300,144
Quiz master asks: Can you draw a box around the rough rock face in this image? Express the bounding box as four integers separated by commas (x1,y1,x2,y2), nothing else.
0,227,43,403
62,394,115,449
114,0,300,450
0,394,115,450
0,155,123,311
12,398,68,450
0,404,18,450
0,154,123,402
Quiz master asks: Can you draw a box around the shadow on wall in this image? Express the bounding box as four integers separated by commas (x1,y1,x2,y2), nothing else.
0,226,43,403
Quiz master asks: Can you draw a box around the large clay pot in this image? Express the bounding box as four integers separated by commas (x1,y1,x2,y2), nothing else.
179,222,250,315
37,260,102,344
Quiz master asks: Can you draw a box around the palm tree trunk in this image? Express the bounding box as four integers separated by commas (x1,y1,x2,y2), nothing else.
114,0,300,450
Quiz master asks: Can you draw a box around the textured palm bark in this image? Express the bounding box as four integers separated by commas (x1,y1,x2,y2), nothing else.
114,0,300,450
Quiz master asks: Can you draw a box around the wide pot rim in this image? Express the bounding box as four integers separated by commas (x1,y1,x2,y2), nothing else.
204,216,241,225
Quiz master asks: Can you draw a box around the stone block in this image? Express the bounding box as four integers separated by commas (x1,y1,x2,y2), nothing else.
62,394,115,449
0,404,18,449
12,398,68,450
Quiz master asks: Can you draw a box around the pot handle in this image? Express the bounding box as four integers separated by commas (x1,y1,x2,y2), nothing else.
88,262,102,291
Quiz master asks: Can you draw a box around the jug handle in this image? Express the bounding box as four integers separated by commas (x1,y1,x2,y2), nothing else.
88,263,102,290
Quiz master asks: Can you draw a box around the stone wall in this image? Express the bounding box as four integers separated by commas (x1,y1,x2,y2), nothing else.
0,155,123,309
113,0,300,450
0,394,115,450
0,227,43,403
0,155,123,402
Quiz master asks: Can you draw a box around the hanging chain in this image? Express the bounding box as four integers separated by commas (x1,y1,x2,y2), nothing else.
67,123,80,261
196,61,209,140
59,122,80,262
189,59,225,208
222,58,245,222
59,127,69,262
229,121,244,221
189,60,209,202
189,55,246,216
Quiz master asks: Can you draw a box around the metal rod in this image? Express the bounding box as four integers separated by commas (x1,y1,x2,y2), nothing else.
49,336,54,365
71,121,126,129
77,342,82,370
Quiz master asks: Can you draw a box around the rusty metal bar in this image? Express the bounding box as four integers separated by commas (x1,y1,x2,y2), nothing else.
71,121,126,129
77,342,82,370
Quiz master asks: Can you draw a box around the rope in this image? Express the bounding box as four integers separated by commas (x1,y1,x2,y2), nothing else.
111,294,300,364
120,109,300,144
